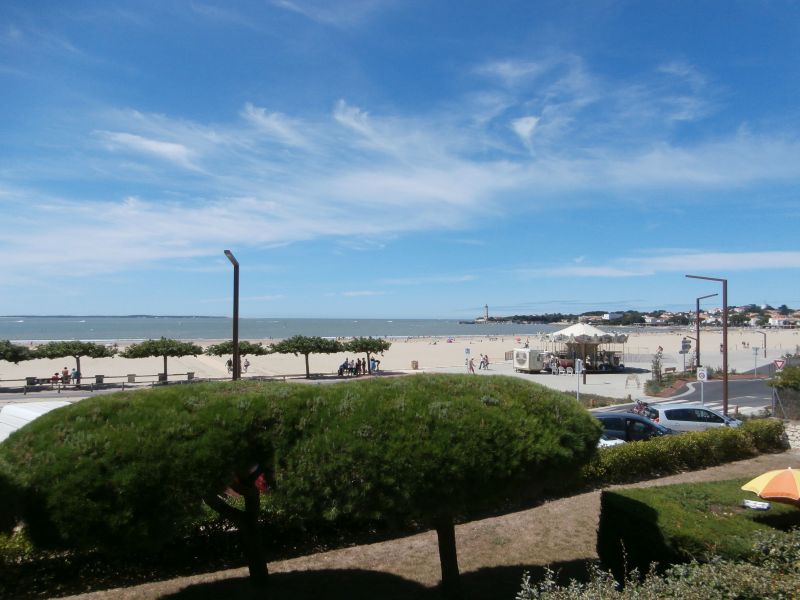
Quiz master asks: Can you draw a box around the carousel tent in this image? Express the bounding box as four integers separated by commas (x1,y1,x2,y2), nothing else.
545,323,628,371
547,323,628,344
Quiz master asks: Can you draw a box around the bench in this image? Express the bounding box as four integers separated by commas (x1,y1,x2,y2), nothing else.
664,367,677,374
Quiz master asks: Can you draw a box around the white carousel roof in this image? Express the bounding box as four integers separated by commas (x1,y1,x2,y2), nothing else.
547,323,628,344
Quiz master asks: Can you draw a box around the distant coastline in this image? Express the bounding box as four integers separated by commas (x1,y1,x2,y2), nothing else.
0,315,224,319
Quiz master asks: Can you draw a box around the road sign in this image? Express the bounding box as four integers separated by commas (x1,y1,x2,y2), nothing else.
774,358,786,371
681,338,691,352
464,348,470,355
697,367,708,382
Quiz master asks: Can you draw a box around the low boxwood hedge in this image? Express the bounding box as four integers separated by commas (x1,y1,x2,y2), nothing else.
583,418,787,485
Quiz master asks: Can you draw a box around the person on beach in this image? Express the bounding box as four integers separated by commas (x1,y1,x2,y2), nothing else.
226,358,233,373
243,358,250,373
478,353,485,369
61,366,70,383
483,354,490,370
70,367,77,382
468,357,476,374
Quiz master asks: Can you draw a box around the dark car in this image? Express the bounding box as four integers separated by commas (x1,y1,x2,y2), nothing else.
594,411,677,442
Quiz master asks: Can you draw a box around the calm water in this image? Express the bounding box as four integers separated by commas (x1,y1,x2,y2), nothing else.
0,316,561,342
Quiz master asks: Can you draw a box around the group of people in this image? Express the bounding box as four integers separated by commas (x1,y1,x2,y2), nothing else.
337,357,379,377
466,353,490,374
49,366,80,385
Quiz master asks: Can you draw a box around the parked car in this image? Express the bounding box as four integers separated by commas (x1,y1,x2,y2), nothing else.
643,403,742,432
594,412,676,442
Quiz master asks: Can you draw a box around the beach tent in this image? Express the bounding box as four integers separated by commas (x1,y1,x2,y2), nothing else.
546,323,628,370
0,401,70,443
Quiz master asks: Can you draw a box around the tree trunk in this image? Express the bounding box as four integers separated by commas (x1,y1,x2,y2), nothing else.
366,352,371,374
434,515,462,599
304,353,310,378
74,356,81,376
241,482,268,587
163,354,168,377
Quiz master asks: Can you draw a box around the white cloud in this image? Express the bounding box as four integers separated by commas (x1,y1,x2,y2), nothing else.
269,0,388,26
241,103,309,148
381,275,477,285
98,131,198,169
337,290,386,297
517,251,800,279
511,116,540,147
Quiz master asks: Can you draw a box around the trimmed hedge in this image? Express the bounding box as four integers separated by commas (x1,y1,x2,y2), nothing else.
596,478,800,580
583,418,787,485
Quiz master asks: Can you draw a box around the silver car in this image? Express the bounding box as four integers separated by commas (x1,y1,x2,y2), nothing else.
643,403,742,432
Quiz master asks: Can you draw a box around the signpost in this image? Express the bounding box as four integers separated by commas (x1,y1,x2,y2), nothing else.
575,359,583,403
753,347,759,378
679,337,691,372
774,358,786,372
697,367,708,407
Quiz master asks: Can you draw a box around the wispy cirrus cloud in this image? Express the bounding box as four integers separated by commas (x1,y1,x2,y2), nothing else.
96,131,199,170
381,275,477,286
269,0,390,26
517,251,800,279
3,52,800,284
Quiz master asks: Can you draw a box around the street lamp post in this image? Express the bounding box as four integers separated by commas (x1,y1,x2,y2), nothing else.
224,250,240,381
687,275,728,416
756,330,767,358
694,293,718,373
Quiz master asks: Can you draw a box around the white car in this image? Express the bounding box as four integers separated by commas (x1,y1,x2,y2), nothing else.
643,403,742,433
0,401,71,443
597,433,626,448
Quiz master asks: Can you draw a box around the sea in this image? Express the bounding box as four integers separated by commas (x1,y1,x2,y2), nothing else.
0,316,562,343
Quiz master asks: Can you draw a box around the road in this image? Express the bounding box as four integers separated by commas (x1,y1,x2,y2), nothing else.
597,378,776,417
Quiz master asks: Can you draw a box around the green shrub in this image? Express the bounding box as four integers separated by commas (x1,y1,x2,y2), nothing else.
583,418,786,486
0,375,600,596
741,417,789,452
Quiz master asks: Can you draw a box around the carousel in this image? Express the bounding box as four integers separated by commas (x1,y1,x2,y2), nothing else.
545,323,629,372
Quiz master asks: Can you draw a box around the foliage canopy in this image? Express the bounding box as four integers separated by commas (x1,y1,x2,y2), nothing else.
0,375,600,593
268,335,344,378
204,340,268,357
120,337,203,376
0,340,32,364
33,340,116,372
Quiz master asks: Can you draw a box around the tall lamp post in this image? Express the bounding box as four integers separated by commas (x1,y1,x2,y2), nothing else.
686,275,728,415
756,330,766,358
694,292,718,372
224,250,240,381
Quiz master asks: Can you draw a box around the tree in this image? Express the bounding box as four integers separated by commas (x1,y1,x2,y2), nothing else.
268,335,343,378
120,337,203,377
205,340,268,358
344,337,392,373
667,315,691,326
0,340,32,364
769,365,800,391
729,313,750,327
0,384,277,586
778,304,792,316
33,340,116,375
271,375,600,598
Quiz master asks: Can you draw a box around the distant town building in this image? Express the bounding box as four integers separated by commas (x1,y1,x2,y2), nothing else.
603,312,623,321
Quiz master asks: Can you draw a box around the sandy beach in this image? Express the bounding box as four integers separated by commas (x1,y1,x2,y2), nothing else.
2,328,798,400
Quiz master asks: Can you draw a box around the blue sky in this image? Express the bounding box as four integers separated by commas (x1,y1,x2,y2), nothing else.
1,1,799,318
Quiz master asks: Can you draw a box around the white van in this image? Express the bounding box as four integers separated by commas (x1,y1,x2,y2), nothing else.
0,401,71,443
643,403,742,432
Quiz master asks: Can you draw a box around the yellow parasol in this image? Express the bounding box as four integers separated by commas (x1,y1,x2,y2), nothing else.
741,468,800,507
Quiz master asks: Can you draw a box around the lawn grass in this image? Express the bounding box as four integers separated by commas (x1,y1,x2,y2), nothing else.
597,477,800,579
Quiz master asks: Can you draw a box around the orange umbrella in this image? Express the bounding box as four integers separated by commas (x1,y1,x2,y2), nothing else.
741,468,800,507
